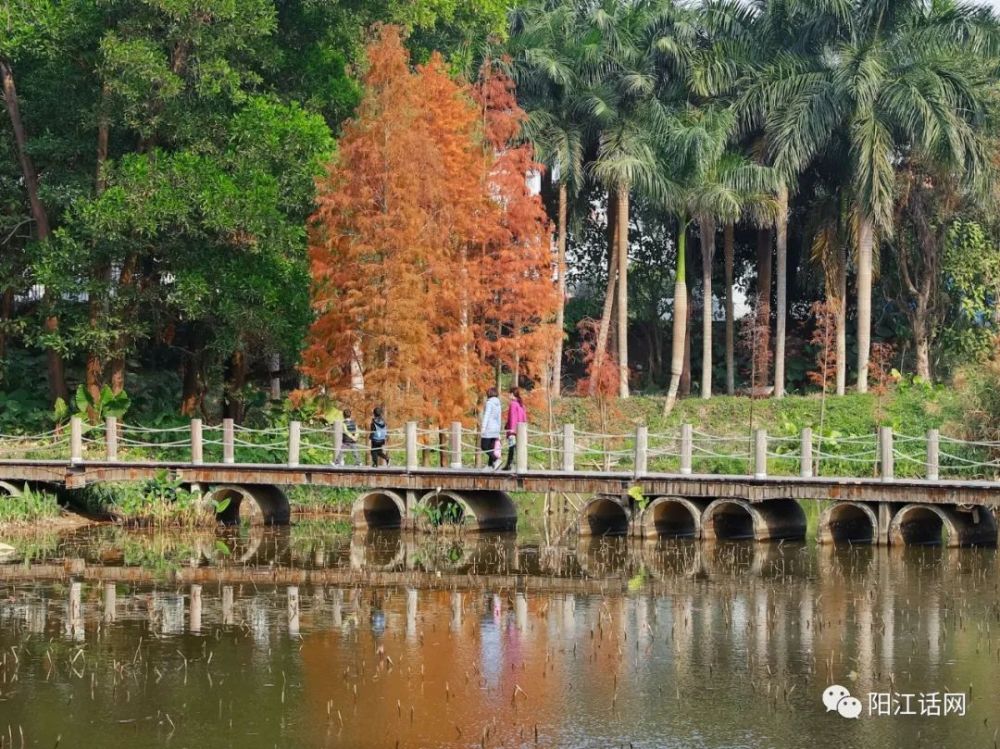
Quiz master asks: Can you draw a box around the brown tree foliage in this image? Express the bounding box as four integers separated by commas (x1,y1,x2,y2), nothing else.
301,27,557,424
808,300,839,393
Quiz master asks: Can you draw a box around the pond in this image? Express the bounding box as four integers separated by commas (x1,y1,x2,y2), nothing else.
0,522,997,748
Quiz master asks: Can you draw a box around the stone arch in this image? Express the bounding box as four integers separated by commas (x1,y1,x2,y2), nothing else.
818,502,878,545
640,497,708,539
204,484,290,526
351,490,407,530
889,503,997,547
702,498,806,542
578,496,631,537
0,481,23,496
417,490,517,532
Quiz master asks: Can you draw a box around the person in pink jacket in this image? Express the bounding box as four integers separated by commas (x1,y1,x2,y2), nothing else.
502,388,527,471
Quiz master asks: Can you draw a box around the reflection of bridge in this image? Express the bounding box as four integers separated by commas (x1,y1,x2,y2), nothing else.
2,417,999,546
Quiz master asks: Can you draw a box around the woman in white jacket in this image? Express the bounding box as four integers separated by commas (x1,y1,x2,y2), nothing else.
480,387,502,468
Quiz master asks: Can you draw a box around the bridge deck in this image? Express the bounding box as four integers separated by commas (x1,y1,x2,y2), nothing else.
0,459,997,506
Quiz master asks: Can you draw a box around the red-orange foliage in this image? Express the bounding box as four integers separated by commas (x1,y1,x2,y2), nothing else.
807,300,838,392
301,28,557,424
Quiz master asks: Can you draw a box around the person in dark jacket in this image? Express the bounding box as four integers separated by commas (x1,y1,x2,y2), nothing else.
370,407,389,467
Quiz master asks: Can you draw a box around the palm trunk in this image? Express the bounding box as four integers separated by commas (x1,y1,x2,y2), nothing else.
616,187,629,398
724,223,735,395
590,191,618,395
835,240,847,395
664,216,688,414
700,215,716,399
755,228,773,390
774,185,788,398
551,181,568,397
856,215,874,393
1,58,67,402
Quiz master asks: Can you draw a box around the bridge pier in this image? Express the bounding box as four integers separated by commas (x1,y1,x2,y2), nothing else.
701,498,806,542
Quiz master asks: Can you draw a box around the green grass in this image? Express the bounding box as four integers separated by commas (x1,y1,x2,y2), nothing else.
0,485,62,525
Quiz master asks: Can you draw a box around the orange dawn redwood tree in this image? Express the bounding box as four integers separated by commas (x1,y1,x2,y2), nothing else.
301,27,557,425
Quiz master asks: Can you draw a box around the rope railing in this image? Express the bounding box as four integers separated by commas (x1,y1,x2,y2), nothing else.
5,417,1000,481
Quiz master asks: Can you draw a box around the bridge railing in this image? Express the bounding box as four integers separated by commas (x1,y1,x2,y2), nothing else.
3,416,1000,482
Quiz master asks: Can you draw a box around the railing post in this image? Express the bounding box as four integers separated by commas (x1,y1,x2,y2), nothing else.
288,420,301,467
105,416,118,461
562,424,575,472
70,416,83,465
190,419,203,464
926,428,940,481
332,419,344,466
753,428,768,478
634,425,648,478
450,421,462,468
680,423,692,475
405,421,418,471
879,426,894,481
516,421,528,473
799,427,812,478
222,418,235,464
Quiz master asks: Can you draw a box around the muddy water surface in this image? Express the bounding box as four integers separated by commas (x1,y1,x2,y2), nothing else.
0,523,997,748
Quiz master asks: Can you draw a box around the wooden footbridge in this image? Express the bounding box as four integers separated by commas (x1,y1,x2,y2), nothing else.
2,416,999,547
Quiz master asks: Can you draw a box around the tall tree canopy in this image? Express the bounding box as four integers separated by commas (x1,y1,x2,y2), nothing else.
302,26,557,424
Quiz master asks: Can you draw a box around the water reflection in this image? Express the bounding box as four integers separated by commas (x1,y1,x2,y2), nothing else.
0,525,997,748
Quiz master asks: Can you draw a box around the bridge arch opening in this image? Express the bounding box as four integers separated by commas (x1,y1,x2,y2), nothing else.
416,490,517,532
702,499,806,542
642,497,706,539
890,504,947,546
0,481,23,497
205,484,290,526
352,490,406,530
818,502,877,545
579,497,630,536
703,500,755,540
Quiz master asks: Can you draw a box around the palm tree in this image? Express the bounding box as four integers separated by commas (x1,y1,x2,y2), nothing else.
657,105,778,411
579,0,696,399
509,1,586,398
746,0,999,392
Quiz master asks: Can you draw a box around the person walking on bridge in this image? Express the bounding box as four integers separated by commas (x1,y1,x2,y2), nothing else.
335,408,362,466
480,387,502,469
370,407,390,467
502,388,527,471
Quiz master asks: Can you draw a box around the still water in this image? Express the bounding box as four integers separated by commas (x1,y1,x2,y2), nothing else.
0,523,998,748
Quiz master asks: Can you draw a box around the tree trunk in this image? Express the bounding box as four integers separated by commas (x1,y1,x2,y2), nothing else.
551,181,568,397
223,349,248,423
755,228,773,389
724,223,735,395
835,240,847,395
86,95,111,407
0,58,67,402
590,191,618,395
108,253,138,394
616,187,629,398
914,311,931,381
180,340,205,417
680,282,691,397
700,215,716,399
774,185,788,398
664,217,688,414
856,216,874,393
0,288,11,370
